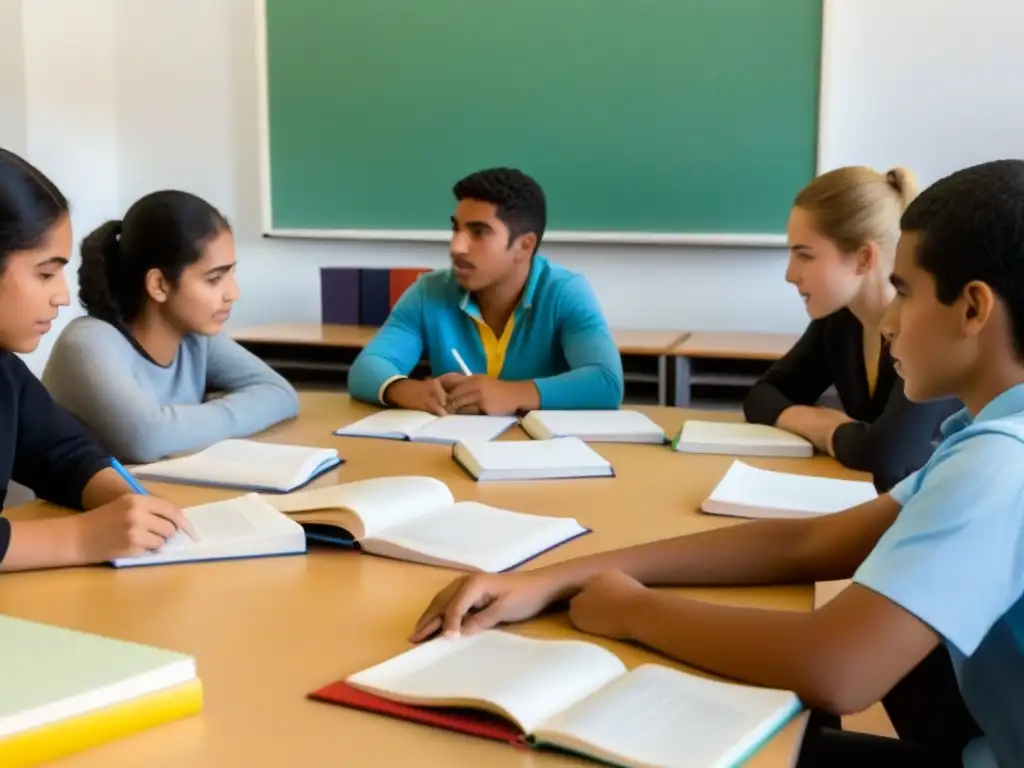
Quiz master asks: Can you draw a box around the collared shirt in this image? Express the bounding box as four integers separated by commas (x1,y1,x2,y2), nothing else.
855,383,1024,768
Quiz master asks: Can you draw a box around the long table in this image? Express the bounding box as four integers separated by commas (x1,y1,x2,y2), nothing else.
2,393,869,767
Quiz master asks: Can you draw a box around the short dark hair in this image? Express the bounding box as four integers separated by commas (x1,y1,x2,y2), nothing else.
453,167,546,254
0,148,69,268
78,190,230,324
902,159,1024,359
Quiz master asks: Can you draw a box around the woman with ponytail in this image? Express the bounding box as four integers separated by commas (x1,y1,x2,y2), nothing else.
744,166,960,492
42,190,299,463
0,149,192,572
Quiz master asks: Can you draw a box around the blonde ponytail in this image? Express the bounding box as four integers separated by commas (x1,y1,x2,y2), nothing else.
794,165,919,259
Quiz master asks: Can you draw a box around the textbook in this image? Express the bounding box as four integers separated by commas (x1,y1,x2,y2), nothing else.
672,420,814,458
335,410,517,444
111,493,308,568
311,631,801,768
129,438,342,492
266,476,588,572
520,410,667,444
702,461,878,519
0,616,202,767
452,437,614,481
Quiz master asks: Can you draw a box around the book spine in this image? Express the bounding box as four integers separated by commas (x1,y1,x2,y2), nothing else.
0,679,203,767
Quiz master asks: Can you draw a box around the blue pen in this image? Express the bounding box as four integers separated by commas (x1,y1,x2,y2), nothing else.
110,457,149,496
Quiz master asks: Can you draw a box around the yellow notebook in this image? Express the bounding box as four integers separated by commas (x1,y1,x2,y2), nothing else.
0,679,202,767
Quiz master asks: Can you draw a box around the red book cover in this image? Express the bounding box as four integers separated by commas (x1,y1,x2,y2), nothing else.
389,268,429,309
308,680,528,748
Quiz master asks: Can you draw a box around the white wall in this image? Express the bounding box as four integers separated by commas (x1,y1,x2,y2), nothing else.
16,0,119,375
0,0,26,154
112,0,807,337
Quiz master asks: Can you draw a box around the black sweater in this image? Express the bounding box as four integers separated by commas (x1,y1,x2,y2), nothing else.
743,309,961,492
0,351,111,564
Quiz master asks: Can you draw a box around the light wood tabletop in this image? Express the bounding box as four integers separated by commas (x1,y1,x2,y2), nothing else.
610,329,690,355
1,393,870,767
674,332,799,361
231,323,380,348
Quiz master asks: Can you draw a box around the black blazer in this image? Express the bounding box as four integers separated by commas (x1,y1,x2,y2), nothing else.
743,309,961,492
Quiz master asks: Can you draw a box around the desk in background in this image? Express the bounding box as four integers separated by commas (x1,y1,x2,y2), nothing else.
0,391,875,767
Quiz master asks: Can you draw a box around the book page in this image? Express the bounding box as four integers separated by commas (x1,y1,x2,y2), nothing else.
113,494,303,565
677,421,812,451
410,415,516,444
266,476,454,539
459,437,611,473
366,501,586,572
347,631,625,735
523,410,665,442
335,410,437,438
132,439,337,490
534,664,800,768
704,461,877,517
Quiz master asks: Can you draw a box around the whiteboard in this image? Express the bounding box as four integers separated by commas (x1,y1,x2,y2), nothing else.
820,0,1024,189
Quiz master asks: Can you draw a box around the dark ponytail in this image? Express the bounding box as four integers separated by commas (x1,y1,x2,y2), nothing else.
77,190,229,324
0,148,69,267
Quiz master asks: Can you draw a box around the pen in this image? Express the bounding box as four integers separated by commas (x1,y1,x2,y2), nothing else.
450,347,472,376
110,457,149,496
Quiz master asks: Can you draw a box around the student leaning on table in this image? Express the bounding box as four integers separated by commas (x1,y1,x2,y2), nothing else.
0,149,192,572
744,166,960,494
412,161,1024,767
40,190,300,464
347,167,624,416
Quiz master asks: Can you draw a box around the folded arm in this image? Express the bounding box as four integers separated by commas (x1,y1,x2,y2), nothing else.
347,285,426,405
531,276,624,409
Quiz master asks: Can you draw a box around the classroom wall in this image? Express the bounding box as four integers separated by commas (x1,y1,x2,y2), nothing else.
111,0,808,338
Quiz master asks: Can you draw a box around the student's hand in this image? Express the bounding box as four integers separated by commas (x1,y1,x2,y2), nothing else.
445,377,535,415
410,571,563,642
71,493,196,563
384,378,449,416
567,570,649,640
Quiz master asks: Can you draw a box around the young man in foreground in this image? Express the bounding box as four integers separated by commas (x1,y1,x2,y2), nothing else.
412,160,1024,767
347,167,623,415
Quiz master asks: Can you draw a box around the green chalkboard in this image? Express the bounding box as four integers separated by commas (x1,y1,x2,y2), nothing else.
262,0,821,237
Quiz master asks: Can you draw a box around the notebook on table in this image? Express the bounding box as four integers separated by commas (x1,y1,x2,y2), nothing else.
672,421,814,458
520,410,667,444
334,410,516,445
129,439,342,492
111,493,308,568
265,476,588,572
452,437,614,481
311,631,801,768
702,461,878,519
0,616,202,767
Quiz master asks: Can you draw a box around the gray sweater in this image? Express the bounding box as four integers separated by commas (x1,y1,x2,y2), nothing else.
41,316,300,463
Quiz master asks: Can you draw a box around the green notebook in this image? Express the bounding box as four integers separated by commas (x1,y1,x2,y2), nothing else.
0,616,196,739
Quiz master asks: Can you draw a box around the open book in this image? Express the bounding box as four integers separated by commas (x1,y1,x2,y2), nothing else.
672,421,813,458
264,476,588,572
311,631,801,768
0,616,202,766
702,461,877,519
452,437,614,481
521,410,667,444
111,493,307,568
335,410,516,444
130,439,342,492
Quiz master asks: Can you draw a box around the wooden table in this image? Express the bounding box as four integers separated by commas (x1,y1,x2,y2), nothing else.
1,393,868,767
671,332,800,406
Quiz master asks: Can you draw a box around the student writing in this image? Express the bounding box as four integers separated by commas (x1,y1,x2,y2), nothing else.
42,191,300,464
744,167,960,492
411,161,1024,767
0,149,191,572
347,168,624,415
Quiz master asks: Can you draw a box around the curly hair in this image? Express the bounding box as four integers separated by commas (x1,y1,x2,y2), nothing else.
453,167,546,254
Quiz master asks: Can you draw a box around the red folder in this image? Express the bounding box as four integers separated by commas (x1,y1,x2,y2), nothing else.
308,680,528,747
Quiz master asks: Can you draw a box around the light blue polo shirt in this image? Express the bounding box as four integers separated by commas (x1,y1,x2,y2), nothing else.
854,383,1024,768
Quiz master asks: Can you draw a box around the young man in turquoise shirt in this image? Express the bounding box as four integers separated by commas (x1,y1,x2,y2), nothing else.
347,168,623,415
411,160,1024,767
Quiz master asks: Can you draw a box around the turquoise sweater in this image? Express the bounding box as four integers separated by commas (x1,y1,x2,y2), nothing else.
348,255,624,409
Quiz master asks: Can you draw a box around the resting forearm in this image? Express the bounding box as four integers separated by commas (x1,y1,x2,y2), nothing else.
776,406,851,454
81,467,132,509
538,518,821,598
534,366,623,409
1,517,80,572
